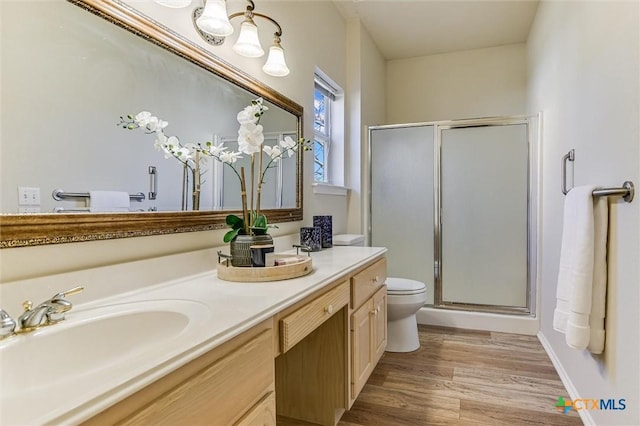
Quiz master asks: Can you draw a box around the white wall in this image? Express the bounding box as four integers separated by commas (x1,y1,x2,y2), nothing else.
346,18,387,235
528,1,639,424
387,43,527,123
0,0,351,282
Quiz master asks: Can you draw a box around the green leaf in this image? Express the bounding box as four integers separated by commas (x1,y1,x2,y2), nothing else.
223,228,240,243
225,214,244,231
253,214,267,229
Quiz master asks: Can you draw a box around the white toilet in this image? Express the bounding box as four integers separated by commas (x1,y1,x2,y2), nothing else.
385,277,427,352
333,235,428,353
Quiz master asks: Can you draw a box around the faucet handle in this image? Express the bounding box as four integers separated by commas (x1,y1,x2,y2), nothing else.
54,286,84,300
0,308,16,339
22,300,33,312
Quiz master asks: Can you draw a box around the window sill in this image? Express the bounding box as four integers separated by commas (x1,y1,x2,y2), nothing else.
312,183,349,196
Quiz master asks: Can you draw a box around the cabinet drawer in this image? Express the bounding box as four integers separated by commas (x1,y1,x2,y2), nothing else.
351,257,387,309
235,392,276,426
120,329,274,426
280,281,350,353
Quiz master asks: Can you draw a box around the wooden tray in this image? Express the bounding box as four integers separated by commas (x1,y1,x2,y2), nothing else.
217,255,313,282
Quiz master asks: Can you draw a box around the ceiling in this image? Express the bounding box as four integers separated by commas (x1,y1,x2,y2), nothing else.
332,0,540,60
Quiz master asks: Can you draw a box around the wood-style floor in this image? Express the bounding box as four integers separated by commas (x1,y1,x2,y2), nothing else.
338,325,583,426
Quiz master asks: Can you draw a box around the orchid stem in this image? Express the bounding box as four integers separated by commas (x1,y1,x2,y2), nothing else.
250,154,255,229
256,147,263,220
240,166,249,235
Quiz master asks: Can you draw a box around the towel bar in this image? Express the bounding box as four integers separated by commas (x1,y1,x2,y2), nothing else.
561,149,634,203
592,181,634,203
52,189,145,202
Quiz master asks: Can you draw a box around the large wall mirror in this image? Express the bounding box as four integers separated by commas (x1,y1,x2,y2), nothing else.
0,0,303,248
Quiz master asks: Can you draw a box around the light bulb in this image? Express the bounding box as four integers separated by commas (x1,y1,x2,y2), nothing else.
262,43,289,77
196,0,233,37
232,20,264,58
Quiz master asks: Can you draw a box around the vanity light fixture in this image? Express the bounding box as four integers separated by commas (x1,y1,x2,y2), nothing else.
192,0,290,77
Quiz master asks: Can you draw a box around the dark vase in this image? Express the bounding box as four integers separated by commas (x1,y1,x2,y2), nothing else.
230,234,274,267
313,215,333,248
300,227,322,252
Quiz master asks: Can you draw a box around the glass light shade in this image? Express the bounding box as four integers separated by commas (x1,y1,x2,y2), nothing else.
196,0,233,37
262,44,290,77
153,0,192,8
232,21,264,58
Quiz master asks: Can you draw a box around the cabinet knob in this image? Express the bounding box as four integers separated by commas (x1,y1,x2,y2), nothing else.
325,305,334,315
372,276,379,283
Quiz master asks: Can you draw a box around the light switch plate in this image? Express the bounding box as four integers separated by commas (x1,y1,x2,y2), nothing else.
18,186,41,205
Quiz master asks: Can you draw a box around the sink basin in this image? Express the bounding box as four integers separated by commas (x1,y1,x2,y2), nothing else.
0,299,210,405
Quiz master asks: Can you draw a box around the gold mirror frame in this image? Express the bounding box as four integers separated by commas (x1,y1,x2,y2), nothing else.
0,0,303,248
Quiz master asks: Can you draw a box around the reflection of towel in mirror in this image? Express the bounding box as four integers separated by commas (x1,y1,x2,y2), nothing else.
88,191,130,212
553,185,608,354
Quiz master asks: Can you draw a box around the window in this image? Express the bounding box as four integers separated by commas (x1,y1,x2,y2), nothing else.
313,86,331,182
313,71,342,184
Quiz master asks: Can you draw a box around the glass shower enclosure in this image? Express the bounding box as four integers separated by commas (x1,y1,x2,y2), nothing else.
369,117,532,314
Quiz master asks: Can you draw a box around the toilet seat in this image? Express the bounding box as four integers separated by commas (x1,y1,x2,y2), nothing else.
386,277,426,296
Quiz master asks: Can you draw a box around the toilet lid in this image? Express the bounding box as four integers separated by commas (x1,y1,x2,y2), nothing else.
386,277,426,295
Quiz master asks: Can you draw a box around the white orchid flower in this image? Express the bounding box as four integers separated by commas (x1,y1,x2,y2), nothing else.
263,145,282,160
134,111,152,127
153,131,168,152
162,135,181,159
236,98,269,125
153,132,174,159
206,140,227,157
173,146,192,160
236,105,258,125
145,116,168,133
220,150,242,164
184,143,201,160
279,136,298,158
238,122,264,155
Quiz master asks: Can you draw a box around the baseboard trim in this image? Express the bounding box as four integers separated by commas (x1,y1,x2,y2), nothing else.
537,331,594,426
416,306,539,335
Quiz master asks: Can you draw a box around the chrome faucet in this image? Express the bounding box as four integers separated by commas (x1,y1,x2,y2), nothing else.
0,309,17,340
17,286,84,332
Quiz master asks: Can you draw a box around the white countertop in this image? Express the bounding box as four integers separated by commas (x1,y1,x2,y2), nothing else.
0,246,386,426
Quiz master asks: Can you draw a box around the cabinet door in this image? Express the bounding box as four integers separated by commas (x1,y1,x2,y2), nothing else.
372,286,387,364
351,298,373,399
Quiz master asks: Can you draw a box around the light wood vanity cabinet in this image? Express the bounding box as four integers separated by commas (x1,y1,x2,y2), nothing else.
84,255,387,426
83,321,275,426
350,258,388,403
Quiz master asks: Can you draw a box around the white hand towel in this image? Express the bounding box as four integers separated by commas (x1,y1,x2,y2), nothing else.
88,191,130,212
553,185,608,353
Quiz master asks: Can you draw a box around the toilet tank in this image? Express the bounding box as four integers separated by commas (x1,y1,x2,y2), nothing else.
333,234,365,247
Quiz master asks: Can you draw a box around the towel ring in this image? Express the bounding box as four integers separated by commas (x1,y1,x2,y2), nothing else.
560,149,634,202
561,149,575,195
